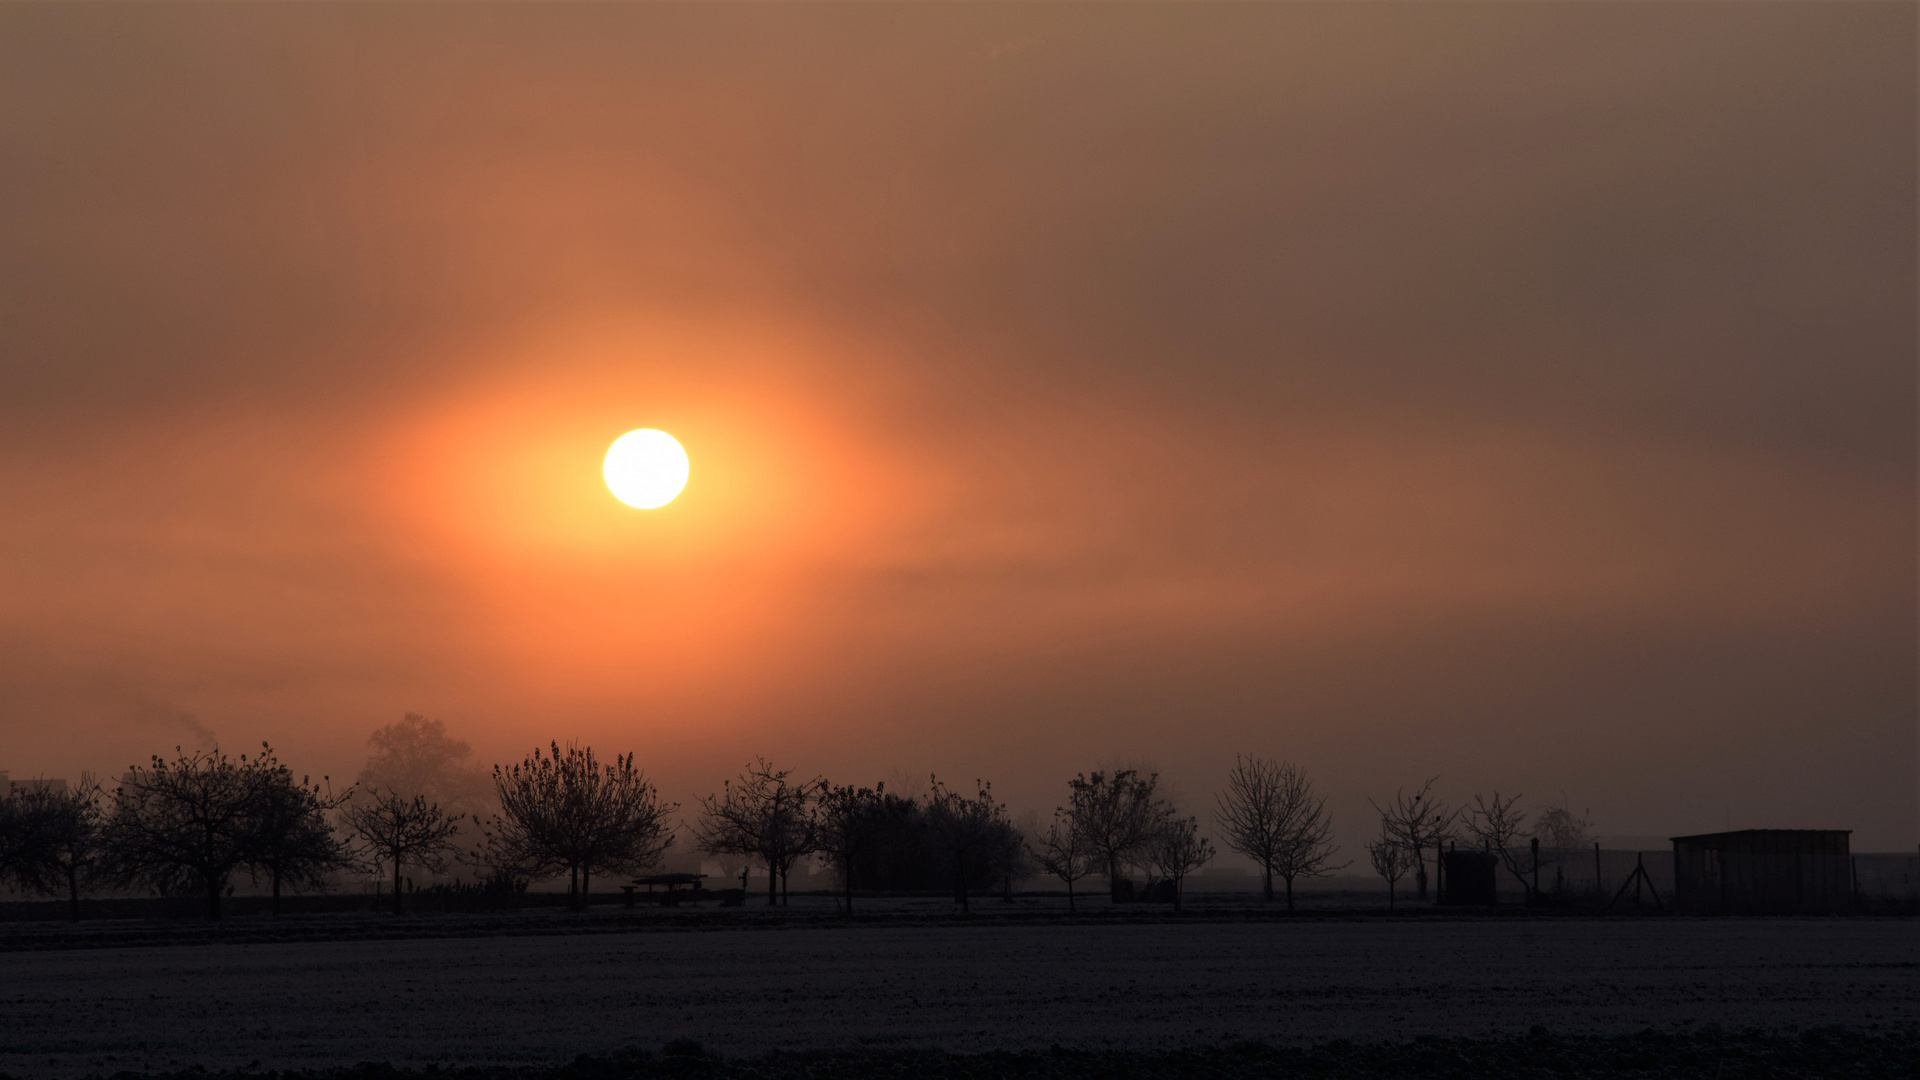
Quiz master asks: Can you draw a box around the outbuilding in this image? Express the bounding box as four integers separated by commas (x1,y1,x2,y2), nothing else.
1439,849,1499,905
1670,829,1851,914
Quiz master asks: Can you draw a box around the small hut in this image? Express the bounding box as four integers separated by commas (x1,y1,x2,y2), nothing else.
1439,850,1499,905
1670,830,1851,914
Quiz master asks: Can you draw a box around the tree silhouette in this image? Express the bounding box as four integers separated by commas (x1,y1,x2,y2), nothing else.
341,789,462,914
814,783,885,914
1367,831,1412,909
1145,813,1215,912
925,777,1020,913
244,746,351,916
844,789,940,892
359,714,492,819
693,759,820,906
104,747,271,919
1370,778,1455,901
1532,804,1593,896
488,744,676,910
1066,769,1161,902
8,776,106,921
1029,809,1096,913
1464,791,1533,901
1214,755,1322,903
0,791,24,888
1265,766,1344,912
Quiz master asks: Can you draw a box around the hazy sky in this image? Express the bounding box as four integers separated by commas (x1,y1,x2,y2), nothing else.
2,3,1913,852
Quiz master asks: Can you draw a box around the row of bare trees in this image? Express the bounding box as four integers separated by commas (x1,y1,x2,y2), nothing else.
1366,778,1594,906
0,777,114,922
1024,758,1352,914
0,738,677,920
0,746,355,920
2,715,1595,919
1031,769,1215,912
692,761,1026,913
339,741,678,915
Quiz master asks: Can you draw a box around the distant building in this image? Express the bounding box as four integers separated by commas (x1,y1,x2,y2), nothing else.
0,772,69,795
1670,829,1852,914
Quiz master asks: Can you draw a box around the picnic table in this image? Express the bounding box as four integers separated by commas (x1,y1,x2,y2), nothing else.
622,873,708,907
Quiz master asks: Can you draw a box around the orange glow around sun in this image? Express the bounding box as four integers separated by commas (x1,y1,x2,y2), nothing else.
369,314,922,706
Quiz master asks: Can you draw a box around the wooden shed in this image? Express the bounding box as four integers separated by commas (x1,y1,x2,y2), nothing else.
1439,850,1499,905
1670,830,1851,914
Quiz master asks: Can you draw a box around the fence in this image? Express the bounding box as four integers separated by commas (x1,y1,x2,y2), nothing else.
1490,847,1920,911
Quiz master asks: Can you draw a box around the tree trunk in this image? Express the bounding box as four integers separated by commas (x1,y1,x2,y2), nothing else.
208,876,223,920
1262,864,1274,902
66,865,80,923
1108,855,1122,902
1066,877,1076,914
844,871,854,915
1284,875,1295,913
392,855,405,915
1388,880,1396,910
1172,875,1182,913
767,861,778,906
582,866,591,911
271,867,283,917
955,855,969,913
1413,844,1428,900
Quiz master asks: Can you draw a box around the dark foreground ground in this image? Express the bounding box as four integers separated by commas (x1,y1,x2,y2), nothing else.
46,1030,1920,1080
0,904,1914,1078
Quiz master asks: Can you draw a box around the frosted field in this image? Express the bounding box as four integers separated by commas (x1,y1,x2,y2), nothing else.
2,911,1916,1077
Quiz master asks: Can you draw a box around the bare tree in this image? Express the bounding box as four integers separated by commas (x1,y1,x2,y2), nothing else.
359,714,493,818
469,823,542,901
1266,769,1344,912
1533,804,1593,896
1029,809,1096,913
692,759,820,907
104,747,269,919
488,744,676,910
1066,769,1161,902
9,776,106,921
476,759,563,895
1367,832,1412,909
1369,778,1455,901
1216,756,1339,904
341,789,463,914
1145,813,1215,913
983,810,1031,904
0,789,28,885
814,783,885,914
244,747,352,916
1463,791,1533,900
0,802,18,901
924,777,1020,913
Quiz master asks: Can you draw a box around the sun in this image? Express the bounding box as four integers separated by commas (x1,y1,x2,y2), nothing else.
603,429,690,509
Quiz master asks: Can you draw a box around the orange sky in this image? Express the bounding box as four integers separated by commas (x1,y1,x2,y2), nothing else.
0,3,1913,850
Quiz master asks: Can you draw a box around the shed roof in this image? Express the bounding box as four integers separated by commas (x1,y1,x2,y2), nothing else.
1669,829,1850,852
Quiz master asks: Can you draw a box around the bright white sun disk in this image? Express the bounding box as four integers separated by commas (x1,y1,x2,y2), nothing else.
603,429,689,509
